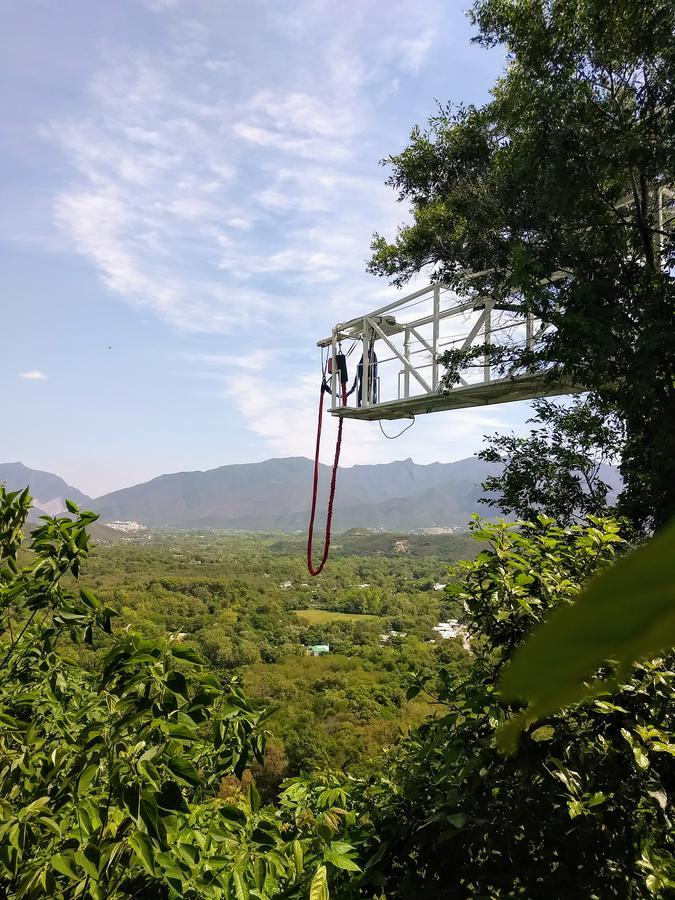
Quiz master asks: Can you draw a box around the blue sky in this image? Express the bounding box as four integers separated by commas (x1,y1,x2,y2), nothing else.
1,0,534,497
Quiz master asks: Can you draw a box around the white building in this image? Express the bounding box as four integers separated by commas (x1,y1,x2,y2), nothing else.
379,630,407,643
432,620,471,651
105,520,146,533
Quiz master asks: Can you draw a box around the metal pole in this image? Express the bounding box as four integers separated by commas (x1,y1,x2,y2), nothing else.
331,329,338,408
484,306,492,383
361,321,369,408
404,327,410,399
432,285,440,390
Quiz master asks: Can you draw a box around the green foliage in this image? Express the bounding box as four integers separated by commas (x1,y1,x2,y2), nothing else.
78,529,470,779
322,517,675,897
0,490,360,898
479,395,624,525
242,650,453,776
501,516,675,720
2,484,674,897
354,10,675,886
449,513,626,654
368,0,675,530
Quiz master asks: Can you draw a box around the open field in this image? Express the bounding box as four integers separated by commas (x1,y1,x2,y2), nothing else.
293,608,384,625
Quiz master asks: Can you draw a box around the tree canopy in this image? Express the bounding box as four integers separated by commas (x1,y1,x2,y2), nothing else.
369,0,675,530
478,395,624,525
320,517,675,897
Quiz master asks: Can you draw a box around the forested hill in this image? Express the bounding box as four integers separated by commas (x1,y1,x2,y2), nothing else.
0,457,499,530
92,456,503,530
1,456,622,531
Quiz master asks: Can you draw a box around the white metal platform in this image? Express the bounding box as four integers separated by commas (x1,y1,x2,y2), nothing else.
318,283,586,421
317,184,673,422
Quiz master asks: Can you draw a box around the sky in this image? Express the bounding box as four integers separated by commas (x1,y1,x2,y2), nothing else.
1,0,535,497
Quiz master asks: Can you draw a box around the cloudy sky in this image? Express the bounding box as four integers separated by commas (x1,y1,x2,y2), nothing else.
1,0,533,496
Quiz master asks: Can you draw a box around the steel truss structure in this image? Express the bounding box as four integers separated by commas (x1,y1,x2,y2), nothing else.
317,283,584,421
318,184,674,422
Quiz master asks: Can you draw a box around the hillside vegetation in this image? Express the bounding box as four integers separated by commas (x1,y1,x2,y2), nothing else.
1,487,673,898
60,527,471,779
1,0,674,896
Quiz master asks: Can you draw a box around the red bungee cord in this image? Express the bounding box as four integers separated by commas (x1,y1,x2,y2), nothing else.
307,378,347,576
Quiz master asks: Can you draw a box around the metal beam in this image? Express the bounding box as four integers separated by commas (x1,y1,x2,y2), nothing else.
361,321,370,408
403,328,410,399
331,373,586,420
367,317,433,394
484,304,492,383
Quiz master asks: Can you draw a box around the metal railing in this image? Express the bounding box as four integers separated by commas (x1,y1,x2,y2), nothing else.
317,283,555,419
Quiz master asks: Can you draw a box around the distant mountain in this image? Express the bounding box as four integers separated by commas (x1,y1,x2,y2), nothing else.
0,462,91,517
2,457,622,533
0,462,122,541
91,457,504,531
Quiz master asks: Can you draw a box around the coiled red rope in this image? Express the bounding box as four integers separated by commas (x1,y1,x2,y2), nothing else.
307,380,347,576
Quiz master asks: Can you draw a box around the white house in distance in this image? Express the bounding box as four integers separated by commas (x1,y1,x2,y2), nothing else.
379,630,407,644
105,520,146,533
432,620,471,650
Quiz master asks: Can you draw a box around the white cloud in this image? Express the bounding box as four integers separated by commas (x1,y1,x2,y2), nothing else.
227,350,277,371
51,58,280,332
232,120,351,163
48,0,446,399
19,370,48,380
184,350,276,372
142,0,182,11
204,58,234,74
224,367,523,467
388,32,435,72
249,89,357,141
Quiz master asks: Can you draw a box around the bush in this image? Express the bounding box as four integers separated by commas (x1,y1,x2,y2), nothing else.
0,488,359,898
350,518,675,897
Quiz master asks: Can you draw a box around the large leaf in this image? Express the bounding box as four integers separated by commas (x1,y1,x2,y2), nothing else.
324,849,361,872
500,519,675,719
310,865,330,900
128,832,155,876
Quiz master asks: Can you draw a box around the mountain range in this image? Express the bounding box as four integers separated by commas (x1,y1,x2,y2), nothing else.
0,457,621,532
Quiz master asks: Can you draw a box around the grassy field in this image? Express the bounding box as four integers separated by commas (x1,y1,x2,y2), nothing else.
293,608,383,625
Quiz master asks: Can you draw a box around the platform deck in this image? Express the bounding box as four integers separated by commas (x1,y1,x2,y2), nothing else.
330,374,585,421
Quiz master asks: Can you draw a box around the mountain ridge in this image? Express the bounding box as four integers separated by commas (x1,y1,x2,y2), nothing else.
0,457,622,532
0,462,92,516
90,456,502,530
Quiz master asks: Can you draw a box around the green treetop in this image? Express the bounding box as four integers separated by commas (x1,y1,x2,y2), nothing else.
369,0,675,530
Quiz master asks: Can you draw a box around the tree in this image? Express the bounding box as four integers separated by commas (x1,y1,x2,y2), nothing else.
0,487,362,898
368,0,675,530
337,517,675,897
479,394,624,524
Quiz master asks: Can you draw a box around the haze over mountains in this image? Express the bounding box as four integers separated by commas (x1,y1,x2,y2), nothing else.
0,457,622,532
